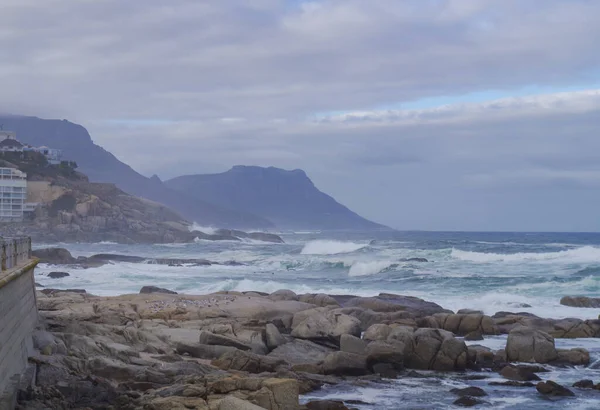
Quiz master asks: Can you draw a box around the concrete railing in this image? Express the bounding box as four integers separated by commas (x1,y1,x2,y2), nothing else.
1,237,32,271
0,236,37,409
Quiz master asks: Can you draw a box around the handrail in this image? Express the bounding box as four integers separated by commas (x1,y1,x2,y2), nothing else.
0,237,32,271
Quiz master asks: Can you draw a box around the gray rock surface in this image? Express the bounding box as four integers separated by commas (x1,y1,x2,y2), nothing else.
505,326,558,363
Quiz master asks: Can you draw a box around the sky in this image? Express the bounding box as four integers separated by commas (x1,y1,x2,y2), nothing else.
2,0,600,231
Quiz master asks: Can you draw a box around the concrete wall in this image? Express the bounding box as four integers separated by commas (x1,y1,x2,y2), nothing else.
0,259,38,409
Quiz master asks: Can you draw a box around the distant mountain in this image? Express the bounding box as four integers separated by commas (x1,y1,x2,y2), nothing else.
166,165,388,230
0,115,273,229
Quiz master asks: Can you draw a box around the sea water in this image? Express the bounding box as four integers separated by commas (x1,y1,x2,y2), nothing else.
33,231,600,408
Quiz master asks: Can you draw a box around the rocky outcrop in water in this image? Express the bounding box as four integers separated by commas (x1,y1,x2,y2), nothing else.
560,296,600,308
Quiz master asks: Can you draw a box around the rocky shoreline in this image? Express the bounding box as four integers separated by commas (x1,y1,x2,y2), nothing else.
17,285,600,409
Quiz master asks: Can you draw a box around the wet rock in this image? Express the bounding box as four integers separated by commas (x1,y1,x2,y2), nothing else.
464,331,484,341
33,247,77,264
47,271,70,279
499,365,541,382
371,362,399,378
40,288,86,295
536,381,575,397
340,293,451,317
458,309,484,315
573,379,595,389
246,232,285,243
453,396,487,407
450,387,488,397
400,257,429,263
322,352,369,376
505,326,558,363
340,334,367,355
212,350,288,373
305,400,350,410
427,313,497,336
554,348,590,366
560,296,600,308
139,286,177,295
489,381,535,387
291,311,361,346
265,323,286,350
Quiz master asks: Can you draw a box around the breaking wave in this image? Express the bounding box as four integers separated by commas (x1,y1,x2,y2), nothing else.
301,240,369,255
348,261,397,277
451,246,600,263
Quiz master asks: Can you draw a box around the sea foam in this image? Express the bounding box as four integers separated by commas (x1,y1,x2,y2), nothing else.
301,240,368,255
348,261,395,277
451,245,600,263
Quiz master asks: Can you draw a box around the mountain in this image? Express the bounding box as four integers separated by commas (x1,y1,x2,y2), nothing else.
0,115,273,229
166,165,388,230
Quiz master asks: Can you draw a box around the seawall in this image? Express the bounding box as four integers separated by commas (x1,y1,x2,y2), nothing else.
0,237,38,410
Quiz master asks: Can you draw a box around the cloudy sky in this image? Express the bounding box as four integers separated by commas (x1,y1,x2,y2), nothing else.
2,0,600,231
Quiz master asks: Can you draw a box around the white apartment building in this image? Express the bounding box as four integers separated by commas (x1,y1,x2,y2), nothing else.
0,168,27,222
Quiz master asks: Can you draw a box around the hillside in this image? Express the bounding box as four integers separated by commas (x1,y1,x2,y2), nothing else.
166,166,388,230
0,115,273,229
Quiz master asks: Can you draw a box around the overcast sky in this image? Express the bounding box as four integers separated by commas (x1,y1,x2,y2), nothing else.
2,0,600,231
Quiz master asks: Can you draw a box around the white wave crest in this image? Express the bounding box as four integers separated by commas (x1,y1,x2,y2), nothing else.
189,223,218,235
349,261,395,277
301,240,368,255
451,246,600,263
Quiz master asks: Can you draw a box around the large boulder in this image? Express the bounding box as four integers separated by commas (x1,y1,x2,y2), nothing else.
265,323,286,351
268,339,334,365
536,381,575,397
176,342,237,360
340,294,450,317
363,324,392,342
365,341,405,371
212,350,288,374
291,311,361,346
219,396,264,410
505,326,558,363
269,290,299,302
405,328,468,371
299,294,340,307
560,296,600,308
322,352,368,376
427,313,497,336
339,334,367,355
199,331,252,351
48,271,70,279
33,247,76,264
555,348,590,366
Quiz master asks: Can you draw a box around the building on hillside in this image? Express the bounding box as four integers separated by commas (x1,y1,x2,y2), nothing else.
0,138,24,152
0,168,27,222
0,130,16,140
34,146,62,164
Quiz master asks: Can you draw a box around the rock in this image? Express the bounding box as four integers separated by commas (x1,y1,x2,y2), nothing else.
458,309,484,315
176,342,237,360
265,323,286,350
405,328,468,371
489,381,535,387
555,348,590,366
371,362,399,378
48,271,70,279
363,324,392,342
33,247,77,264
464,331,484,341
322,352,368,376
560,296,600,308
40,288,87,295
536,381,575,397
505,326,558,363
400,257,428,263
247,232,285,244
341,294,450,317
250,378,299,410
139,286,178,295
269,289,299,301
365,341,404,371
305,400,349,410
428,313,497,336
453,397,487,407
299,294,340,307
199,330,252,351
340,334,367,355
212,350,288,373
219,396,264,410
268,339,334,365
450,387,487,397
499,365,541,382
291,311,361,346
573,380,595,389
467,345,494,369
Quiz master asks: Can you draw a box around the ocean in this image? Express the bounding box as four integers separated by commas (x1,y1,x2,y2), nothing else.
34,230,600,409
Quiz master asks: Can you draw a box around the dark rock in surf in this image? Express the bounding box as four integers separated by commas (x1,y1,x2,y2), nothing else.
305,400,349,410
536,381,575,397
40,288,86,295
450,387,487,397
139,286,178,295
489,381,535,387
48,271,70,279
499,365,542,381
453,396,488,407
560,296,600,308
33,248,77,264
573,379,595,389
